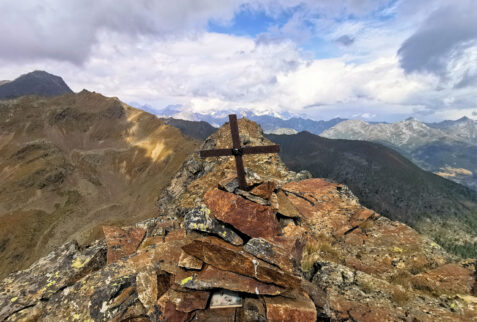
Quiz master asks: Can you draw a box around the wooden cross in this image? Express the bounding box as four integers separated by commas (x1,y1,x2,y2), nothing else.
199,114,280,190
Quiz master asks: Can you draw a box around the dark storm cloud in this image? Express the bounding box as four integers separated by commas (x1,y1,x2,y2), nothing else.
398,1,477,84
336,35,354,46
0,0,239,64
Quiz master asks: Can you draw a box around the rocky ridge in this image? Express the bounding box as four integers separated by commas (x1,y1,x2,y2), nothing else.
0,119,476,321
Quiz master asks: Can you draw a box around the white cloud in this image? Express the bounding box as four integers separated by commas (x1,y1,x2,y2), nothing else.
0,0,476,122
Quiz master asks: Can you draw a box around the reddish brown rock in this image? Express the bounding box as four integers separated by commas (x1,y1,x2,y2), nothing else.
244,238,295,273
103,226,146,264
205,188,281,238
178,250,203,270
251,181,276,200
176,266,285,295
264,234,306,265
264,294,317,322
191,308,237,321
160,288,210,313
165,229,187,242
156,300,191,322
276,190,302,218
331,297,396,322
182,238,300,289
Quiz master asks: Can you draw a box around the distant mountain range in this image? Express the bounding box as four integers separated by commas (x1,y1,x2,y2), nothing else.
321,117,477,190
138,105,347,135
0,70,73,100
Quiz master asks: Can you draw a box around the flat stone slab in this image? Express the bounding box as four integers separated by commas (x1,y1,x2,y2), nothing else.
182,237,301,289
205,188,281,238
176,266,285,295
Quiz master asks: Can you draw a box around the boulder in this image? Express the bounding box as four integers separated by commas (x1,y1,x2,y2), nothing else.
205,188,281,238
185,207,243,245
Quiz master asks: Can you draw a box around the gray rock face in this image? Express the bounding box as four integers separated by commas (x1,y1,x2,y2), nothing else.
0,70,73,100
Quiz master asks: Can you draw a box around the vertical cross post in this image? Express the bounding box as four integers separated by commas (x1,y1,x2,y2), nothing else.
199,114,280,191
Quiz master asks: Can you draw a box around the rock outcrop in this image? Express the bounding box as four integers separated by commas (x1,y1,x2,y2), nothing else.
0,118,476,321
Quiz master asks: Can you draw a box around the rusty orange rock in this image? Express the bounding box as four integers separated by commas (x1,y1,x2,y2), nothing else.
160,288,210,313
264,294,317,322
103,226,146,264
204,188,281,238
276,190,302,218
250,181,276,200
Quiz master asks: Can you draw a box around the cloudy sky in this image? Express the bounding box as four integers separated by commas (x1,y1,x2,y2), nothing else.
0,0,476,122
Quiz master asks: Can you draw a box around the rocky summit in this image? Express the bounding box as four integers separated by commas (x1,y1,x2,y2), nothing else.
0,119,476,321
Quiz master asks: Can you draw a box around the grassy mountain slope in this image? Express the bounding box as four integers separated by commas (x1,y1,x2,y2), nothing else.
0,91,199,278
267,131,477,257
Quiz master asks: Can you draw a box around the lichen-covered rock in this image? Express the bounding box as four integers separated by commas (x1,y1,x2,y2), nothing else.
184,207,243,245
0,240,106,321
205,188,282,238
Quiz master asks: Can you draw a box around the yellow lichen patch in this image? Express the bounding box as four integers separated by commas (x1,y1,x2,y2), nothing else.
72,257,86,269
180,276,193,285
393,247,404,253
10,297,18,302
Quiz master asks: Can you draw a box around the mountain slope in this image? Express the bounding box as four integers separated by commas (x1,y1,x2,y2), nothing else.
321,118,477,190
0,71,73,100
160,117,217,140
267,131,477,257
428,116,477,143
0,91,199,278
